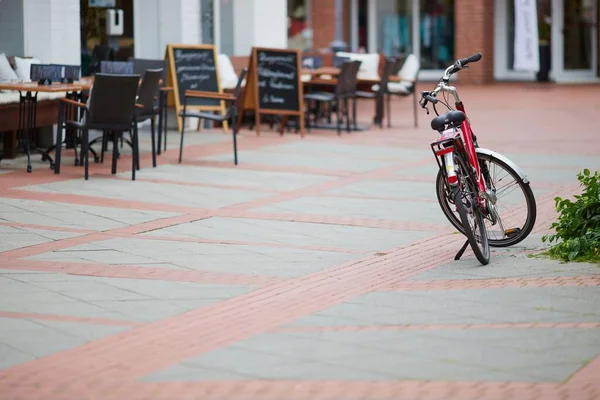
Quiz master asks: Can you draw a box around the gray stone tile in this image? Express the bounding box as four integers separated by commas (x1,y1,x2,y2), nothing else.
255,196,447,225
27,237,361,277
502,153,600,170
142,216,432,252
0,198,179,231
286,287,600,327
0,272,252,322
325,179,438,201
22,178,269,209
144,328,599,381
248,142,431,161
123,164,337,191
0,226,85,253
199,151,393,173
0,317,127,369
410,252,600,281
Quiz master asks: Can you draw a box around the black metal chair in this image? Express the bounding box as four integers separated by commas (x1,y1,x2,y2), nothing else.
131,58,169,154
55,74,141,180
132,68,163,168
179,68,247,165
364,57,399,128
382,54,421,128
304,60,358,135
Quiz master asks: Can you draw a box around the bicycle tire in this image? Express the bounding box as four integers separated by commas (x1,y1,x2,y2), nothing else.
436,152,537,247
452,153,490,265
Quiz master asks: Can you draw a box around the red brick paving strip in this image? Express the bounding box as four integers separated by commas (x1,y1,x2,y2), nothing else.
0,311,142,327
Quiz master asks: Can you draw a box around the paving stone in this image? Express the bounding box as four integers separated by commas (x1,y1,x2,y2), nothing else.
0,317,127,370
144,328,597,381
199,150,393,173
255,195,447,225
121,164,337,191
22,178,269,209
324,179,438,200
0,226,85,253
0,198,179,231
143,216,432,252
286,286,600,327
250,142,431,161
410,248,600,280
0,272,252,322
26,238,361,277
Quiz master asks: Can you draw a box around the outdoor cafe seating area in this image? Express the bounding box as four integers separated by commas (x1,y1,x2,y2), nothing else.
0,45,421,179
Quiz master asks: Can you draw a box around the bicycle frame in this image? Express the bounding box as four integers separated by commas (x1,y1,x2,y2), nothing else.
428,82,487,205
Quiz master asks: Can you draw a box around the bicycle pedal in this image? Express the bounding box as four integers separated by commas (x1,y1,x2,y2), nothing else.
505,228,521,238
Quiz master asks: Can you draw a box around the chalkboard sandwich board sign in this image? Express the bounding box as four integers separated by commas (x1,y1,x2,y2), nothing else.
165,44,227,132
239,47,304,137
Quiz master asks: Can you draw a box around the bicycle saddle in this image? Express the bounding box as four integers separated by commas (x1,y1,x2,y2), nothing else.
431,110,466,132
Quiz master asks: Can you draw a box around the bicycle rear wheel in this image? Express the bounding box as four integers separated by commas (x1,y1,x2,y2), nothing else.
436,151,537,247
452,153,490,265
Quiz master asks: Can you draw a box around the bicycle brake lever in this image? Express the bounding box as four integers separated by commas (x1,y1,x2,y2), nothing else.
424,105,430,115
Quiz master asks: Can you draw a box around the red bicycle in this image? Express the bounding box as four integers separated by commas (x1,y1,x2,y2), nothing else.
419,53,537,265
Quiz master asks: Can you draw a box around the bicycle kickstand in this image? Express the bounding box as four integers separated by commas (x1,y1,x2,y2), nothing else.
454,239,470,261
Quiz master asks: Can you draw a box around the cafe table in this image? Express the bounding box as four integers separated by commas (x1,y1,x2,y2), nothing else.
0,82,85,172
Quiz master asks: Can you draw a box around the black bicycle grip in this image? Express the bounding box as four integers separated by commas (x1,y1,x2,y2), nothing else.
458,52,482,67
423,94,438,104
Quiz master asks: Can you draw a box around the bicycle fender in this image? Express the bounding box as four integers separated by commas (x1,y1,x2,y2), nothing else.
475,147,530,184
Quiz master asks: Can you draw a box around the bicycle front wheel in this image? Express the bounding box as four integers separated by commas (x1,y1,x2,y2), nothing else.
452,153,490,265
436,151,537,247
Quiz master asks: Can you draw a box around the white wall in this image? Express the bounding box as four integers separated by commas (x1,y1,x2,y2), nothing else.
22,0,80,64
231,0,287,56
0,0,25,56
135,0,201,59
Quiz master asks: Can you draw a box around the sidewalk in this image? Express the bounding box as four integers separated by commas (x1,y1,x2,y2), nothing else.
0,84,599,400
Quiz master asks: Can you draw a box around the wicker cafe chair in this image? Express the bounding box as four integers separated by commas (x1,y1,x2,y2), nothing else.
178,68,247,165
54,74,141,180
303,60,359,135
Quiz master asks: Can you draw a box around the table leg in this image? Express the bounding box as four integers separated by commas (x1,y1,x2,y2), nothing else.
157,91,164,155
163,95,168,152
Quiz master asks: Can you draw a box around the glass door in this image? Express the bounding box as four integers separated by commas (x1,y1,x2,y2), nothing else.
552,0,598,81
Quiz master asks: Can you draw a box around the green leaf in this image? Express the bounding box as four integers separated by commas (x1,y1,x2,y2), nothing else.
584,169,590,176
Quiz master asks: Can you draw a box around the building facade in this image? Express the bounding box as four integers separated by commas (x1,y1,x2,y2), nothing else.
308,0,599,83
0,0,597,84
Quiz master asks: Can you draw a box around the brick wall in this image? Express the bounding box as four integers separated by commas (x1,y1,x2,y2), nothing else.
311,0,350,51
453,0,495,84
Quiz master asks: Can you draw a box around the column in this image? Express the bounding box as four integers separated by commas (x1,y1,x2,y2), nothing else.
454,0,495,83
134,0,201,59
232,0,287,56
22,0,80,64
0,0,25,56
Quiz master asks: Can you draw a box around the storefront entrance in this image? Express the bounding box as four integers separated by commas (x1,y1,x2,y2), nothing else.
350,0,455,80
495,0,598,82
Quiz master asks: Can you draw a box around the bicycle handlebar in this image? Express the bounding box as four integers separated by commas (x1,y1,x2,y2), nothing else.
457,52,482,68
419,52,483,111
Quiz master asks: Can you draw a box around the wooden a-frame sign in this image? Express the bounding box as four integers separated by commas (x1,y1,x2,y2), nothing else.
237,47,305,137
165,44,228,132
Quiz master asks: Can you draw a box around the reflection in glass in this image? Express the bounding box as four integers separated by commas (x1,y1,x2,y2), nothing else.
563,0,594,70
378,0,413,58
419,0,454,69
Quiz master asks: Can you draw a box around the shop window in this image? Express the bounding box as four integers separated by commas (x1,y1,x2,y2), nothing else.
419,0,454,69
377,0,414,58
288,0,308,51
80,0,134,63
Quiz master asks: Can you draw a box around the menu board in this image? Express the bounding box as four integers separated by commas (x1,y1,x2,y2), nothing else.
255,49,300,112
170,46,219,107
165,44,225,131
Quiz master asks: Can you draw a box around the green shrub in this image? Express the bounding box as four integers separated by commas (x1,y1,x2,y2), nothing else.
542,169,600,263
